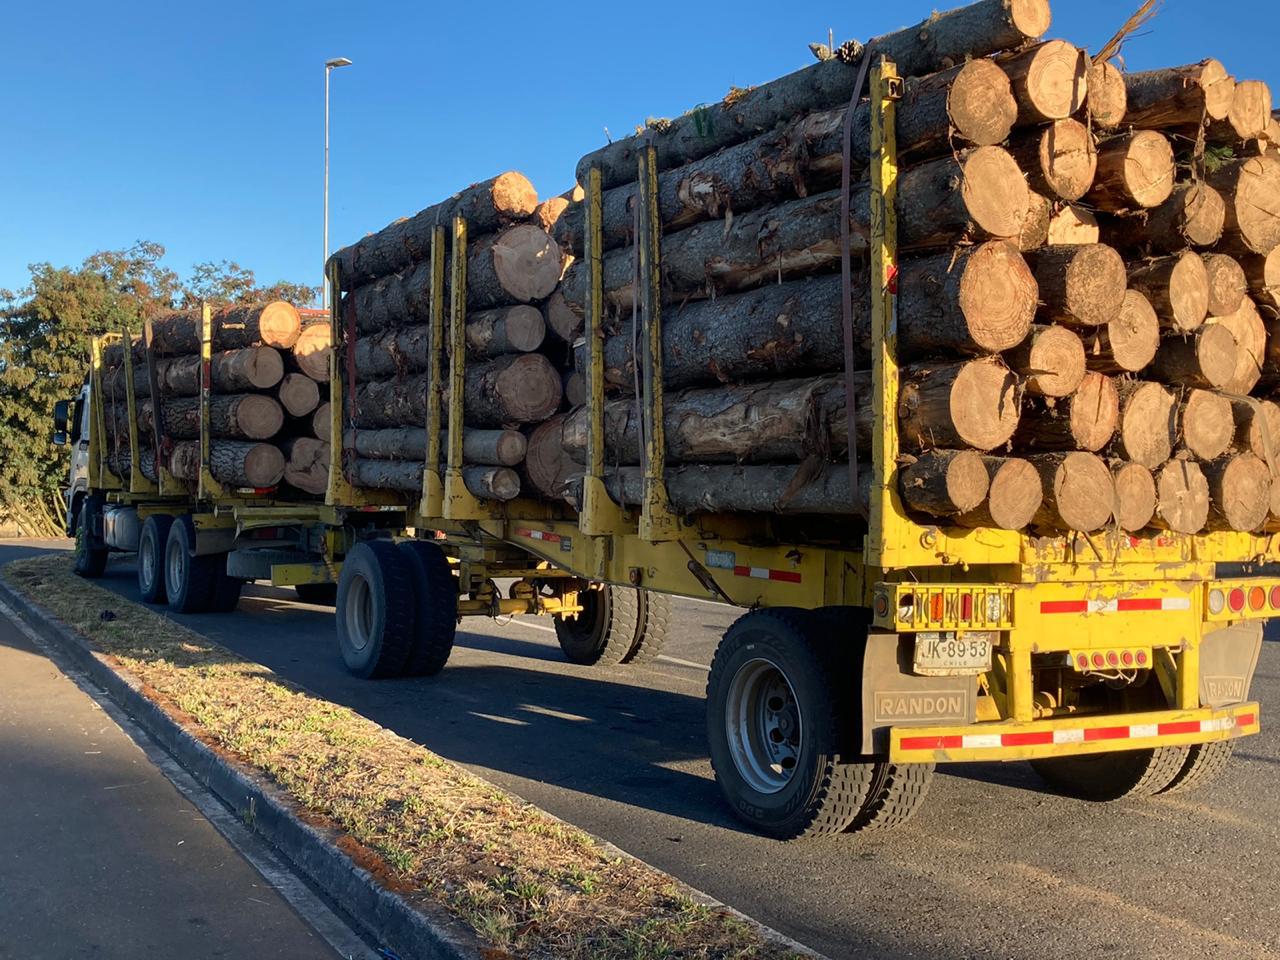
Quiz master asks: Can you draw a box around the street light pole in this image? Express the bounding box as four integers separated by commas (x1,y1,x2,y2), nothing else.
323,57,353,310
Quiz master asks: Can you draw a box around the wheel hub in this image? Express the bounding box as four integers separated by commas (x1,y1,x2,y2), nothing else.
725,658,803,794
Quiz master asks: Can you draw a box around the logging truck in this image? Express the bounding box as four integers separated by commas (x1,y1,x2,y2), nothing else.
60,0,1277,839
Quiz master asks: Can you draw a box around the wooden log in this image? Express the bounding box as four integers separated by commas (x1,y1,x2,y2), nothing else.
1085,131,1175,213
1111,461,1157,532
140,394,284,441
897,449,990,517
1229,397,1280,462
350,458,520,501
563,370,586,408
1047,202,1100,245
168,440,285,488
573,0,1052,190
1127,252,1210,333
899,358,1020,452
1241,248,1280,309
1153,459,1210,534
148,301,302,355
281,437,329,495
523,415,578,502
1114,381,1176,468
1207,155,1280,257
348,261,430,332
105,449,158,484
154,347,284,396
344,427,527,466
954,456,1043,530
1030,243,1127,327
312,403,331,442
1209,80,1273,142
1205,453,1272,531
1178,389,1234,462
1000,40,1089,124
1012,371,1118,453
292,322,331,381
602,462,865,516
1150,323,1239,390
1086,60,1127,131
331,173,539,287
1003,324,1085,397
1103,181,1226,254
1210,296,1266,395
1008,118,1096,202
1202,253,1248,317
1083,289,1160,374
465,304,545,357
278,373,321,418
1123,60,1235,128
530,196,571,233
544,290,580,342
1028,451,1115,532
1020,191,1052,252
466,225,563,308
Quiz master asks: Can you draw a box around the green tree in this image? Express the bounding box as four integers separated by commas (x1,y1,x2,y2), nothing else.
186,259,318,308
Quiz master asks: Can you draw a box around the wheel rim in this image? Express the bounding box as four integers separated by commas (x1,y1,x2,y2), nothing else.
140,532,155,587
165,536,185,598
725,658,803,794
344,575,374,652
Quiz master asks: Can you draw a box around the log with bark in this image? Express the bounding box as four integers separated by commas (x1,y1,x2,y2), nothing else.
602,462,865,516
281,437,329,495
278,373,321,418
1012,371,1118,453
131,394,285,441
544,290,580,342
1207,155,1280,257
1127,252,1210,333
344,427,527,466
1085,131,1175,213
148,302,302,356
954,456,1043,530
899,358,1021,452
312,403,332,442
1030,243,1127,327
155,347,284,396
1178,388,1234,462
291,322,331,381
1153,459,1210,534
524,415,579,502
1086,60,1127,131
1083,289,1160,374
1113,381,1176,468
1202,253,1248,317
1210,296,1266,396
465,225,563,308
563,370,586,408
331,172,539,287
350,459,521,501
1230,397,1280,464
351,305,546,380
1207,80,1273,143
105,449,158,483
1029,451,1115,532
1003,324,1085,397
168,440,285,488
1122,59,1235,128
897,449,990,517
1242,248,1280,309
1205,453,1272,531
1150,323,1239,390
1103,181,1226,254
1111,461,1157,532
573,0,1052,190
999,40,1089,124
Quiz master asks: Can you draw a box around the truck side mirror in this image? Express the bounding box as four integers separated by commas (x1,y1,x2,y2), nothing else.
53,430,67,446
53,399,70,433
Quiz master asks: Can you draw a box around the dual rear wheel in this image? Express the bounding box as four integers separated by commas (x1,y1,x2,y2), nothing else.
136,514,242,614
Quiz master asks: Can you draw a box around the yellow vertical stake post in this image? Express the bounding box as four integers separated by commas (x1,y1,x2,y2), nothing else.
420,225,448,519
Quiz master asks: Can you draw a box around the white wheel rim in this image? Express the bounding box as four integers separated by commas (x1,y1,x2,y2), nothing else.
141,531,155,587
344,575,374,652
725,658,803,794
165,536,185,599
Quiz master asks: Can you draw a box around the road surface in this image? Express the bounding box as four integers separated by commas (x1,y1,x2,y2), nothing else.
4,540,1278,959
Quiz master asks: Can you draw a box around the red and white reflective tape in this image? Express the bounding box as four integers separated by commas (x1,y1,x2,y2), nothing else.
515,528,561,544
732,565,801,584
1040,596,1191,615
900,712,1255,753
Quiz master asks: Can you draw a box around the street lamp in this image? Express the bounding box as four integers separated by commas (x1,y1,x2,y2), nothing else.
324,57,353,310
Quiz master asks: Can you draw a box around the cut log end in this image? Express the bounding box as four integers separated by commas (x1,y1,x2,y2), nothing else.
900,358,1020,452
491,224,564,303
1085,289,1159,374
1034,243,1127,327
1128,252,1210,333
1005,40,1089,123
1047,203,1100,246
1010,0,1052,37
1152,322,1239,390
956,456,1043,530
1031,451,1114,532
1180,389,1234,462
1212,296,1266,396
1067,371,1120,452
293,323,332,381
1034,118,1097,201
278,373,321,418
1243,248,1280,308
960,146,1033,240
544,290,581,342
1118,381,1175,468
491,171,541,220
1226,80,1273,141
1086,60,1127,130
1088,130,1175,212
1155,459,1210,534
312,403,332,442
899,449,989,517
1207,453,1272,532
956,240,1040,353
255,301,304,350
947,58,1019,147
1005,324,1085,397
1112,462,1157,532
491,353,564,423
1202,254,1247,317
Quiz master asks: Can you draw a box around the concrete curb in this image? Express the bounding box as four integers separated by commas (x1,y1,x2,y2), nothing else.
0,572,826,960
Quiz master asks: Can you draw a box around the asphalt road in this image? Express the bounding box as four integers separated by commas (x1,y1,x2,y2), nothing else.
5,540,1280,960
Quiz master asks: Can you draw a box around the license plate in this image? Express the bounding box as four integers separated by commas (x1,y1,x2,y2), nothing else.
912,631,993,676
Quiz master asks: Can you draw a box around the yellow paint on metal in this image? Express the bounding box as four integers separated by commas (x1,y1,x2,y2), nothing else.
269,562,336,587
874,583,1015,631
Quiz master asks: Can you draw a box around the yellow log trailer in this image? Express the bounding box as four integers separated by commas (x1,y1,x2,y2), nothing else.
61,60,1266,839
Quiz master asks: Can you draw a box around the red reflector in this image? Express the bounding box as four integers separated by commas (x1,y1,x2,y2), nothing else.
1107,651,1119,666
1249,586,1266,611
899,734,963,751
1084,725,1130,741
1076,654,1089,669
1002,731,1055,747
1271,586,1280,609
1229,588,1246,612
1238,713,1257,727
1122,651,1134,666
1136,650,1149,666
930,593,945,621
1157,720,1201,736
1092,653,1105,668
961,593,973,620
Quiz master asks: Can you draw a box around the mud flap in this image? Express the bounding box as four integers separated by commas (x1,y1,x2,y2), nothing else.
1199,621,1263,707
860,632,977,754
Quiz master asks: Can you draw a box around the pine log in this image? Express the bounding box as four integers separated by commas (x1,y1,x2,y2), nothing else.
1207,155,1280,256
139,394,284,441
1150,323,1239,390
1208,80,1273,142
331,173,539,287
563,370,586,408
1031,244,1127,327
1029,452,1115,532
281,437,329,495
602,463,865,516
465,304,545,357
348,261,430,332
168,440,285,488
899,358,1020,452
530,196,571,233
154,347,284,397
898,449,990,517
1083,289,1159,374
1111,461,1157,532
572,0,1052,190
544,290,581,342
1103,181,1226,254
1153,459,1210,534
1047,203,1100,245
292,322,331,381
1205,453,1272,531
312,403,332,442
278,373,321,418
1241,248,1280,309
1012,371,1118,453
1178,389,1234,461
1020,191,1052,252
1202,253,1248,317
1210,296,1266,395
954,456,1043,530
558,148,1030,315
1229,397,1280,462
1086,60,1127,131
1085,131,1175,213
1003,324,1085,397
523,415,578,502
147,302,302,355
1009,118,1096,202
1127,252,1210,333
1123,60,1235,128
466,225,563,308
1114,381,1176,468
1000,40,1089,124
350,458,520,501
343,427,527,466
105,449,158,484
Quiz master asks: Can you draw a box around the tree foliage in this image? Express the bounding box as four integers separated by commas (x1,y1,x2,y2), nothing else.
0,242,317,537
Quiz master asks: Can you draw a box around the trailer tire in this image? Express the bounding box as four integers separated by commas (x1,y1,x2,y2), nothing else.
208,557,244,613
848,762,935,832
73,495,108,579
137,515,173,603
1161,740,1234,794
398,541,457,676
622,591,671,665
706,608,879,839
336,540,416,679
163,516,216,614
1031,745,1190,801
294,583,338,606
554,584,639,666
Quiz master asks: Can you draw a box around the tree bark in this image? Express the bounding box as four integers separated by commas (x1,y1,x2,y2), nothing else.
898,449,990,517
1113,381,1176,468
348,260,431,332
344,427,526,466
153,347,284,396
331,172,539,287
1153,459,1210,534
168,440,285,488
281,437,329,495
139,394,284,441
1127,252,1210,333
1205,453,1272,531
105,449,157,483
1111,461,1157,532
291,322,331,381
1211,295,1266,395
1085,131,1175,213
350,459,520,501
148,302,302,355
1012,371,1118,453
602,462,866,516
1178,389,1234,462
1003,324,1085,397
1028,451,1115,532
464,304,545,357
1103,181,1226,254
1150,323,1239,390
278,373,321,418
1086,60,1127,131
351,305,545,380
954,456,1043,530
465,225,562,309
999,40,1089,124
573,0,1051,189
1030,243,1127,327
1202,253,1248,317
1123,59,1235,127
1083,289,1160,374
899,358,1021,452
1207,155,1280,257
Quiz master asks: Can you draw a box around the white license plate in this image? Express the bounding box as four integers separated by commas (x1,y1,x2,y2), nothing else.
912,631,993,676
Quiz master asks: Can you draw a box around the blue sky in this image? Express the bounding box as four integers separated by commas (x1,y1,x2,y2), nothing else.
2,1,1276,301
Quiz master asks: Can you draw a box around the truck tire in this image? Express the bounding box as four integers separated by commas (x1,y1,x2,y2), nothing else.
336,540,416,679
554,584,640,666
398,541,457,676
1031,745,1190,801
73,495,108,579
848,762,935,832
137,515,173,604
706,608,880,839
622,591,671,665
1161,740,1234,794
208,557,244,613
163,516,216,614
294,583,338,606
